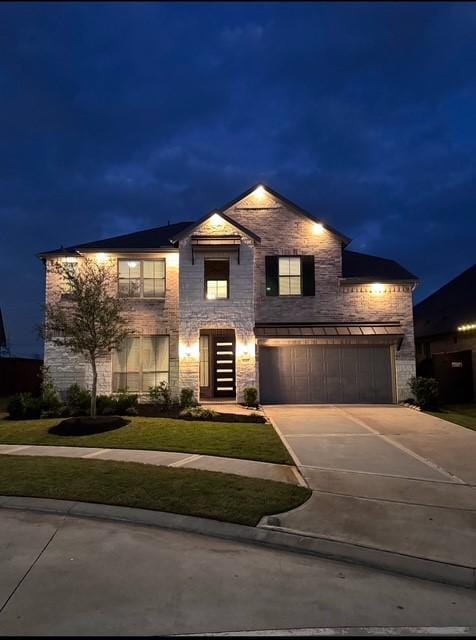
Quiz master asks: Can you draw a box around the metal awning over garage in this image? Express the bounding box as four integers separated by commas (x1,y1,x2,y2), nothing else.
255,323,404,349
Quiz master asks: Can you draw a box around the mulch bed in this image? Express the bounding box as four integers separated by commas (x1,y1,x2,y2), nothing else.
136,404,266,423
49,416,130,436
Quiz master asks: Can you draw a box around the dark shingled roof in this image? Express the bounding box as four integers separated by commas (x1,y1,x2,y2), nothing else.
414,264,476,338
39,221,193,255
342,250,418,281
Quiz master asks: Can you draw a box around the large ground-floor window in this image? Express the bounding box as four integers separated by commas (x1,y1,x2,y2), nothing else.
112,335,169,392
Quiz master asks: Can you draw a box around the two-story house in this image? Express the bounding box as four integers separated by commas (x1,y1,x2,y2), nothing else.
39,184,418,404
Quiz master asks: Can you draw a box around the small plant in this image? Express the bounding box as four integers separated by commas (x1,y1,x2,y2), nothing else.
124,406,138,416
179,407,218,420
180,387,197,408
243,387,258,408
66,384,91,416
148,382,171,410
409,376,439,410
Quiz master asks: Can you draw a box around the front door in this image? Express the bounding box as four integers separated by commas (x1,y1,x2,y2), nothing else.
213,335,236,397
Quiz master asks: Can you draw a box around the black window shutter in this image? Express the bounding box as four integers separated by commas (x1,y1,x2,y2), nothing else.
302,255,315,296
265,256,279,296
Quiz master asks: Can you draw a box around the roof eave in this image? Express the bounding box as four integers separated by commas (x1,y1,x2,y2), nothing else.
171,209,261,243
220,183,351,246
339,277,419,286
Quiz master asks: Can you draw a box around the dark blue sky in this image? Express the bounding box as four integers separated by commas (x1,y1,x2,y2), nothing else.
1,2,475,357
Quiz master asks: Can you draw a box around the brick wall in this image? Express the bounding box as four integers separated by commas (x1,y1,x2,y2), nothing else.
224,189,416,401
44,252,180,398
178,216,256,401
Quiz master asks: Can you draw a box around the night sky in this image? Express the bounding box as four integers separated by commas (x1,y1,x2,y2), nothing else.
1,2,475,357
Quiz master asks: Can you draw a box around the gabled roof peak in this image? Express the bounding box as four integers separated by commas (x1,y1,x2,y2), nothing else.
220,183,351,245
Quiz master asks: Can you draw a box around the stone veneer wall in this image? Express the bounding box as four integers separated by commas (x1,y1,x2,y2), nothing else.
223,189,416,401
43,252,180,398
178,216,256,401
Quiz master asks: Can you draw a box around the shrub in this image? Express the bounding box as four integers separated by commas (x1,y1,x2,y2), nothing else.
115,391,138,415
97,395,117,416
148,382,171,410
40,366,62,413
7,393,42,420
409,376,439,410
180,387,197,408
243,387,258,408
124,406,138,416
179,407,218,420
66,384,91,416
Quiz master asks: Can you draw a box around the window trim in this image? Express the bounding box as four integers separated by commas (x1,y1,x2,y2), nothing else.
204,258,230,300
117,258,166,299
278,256,303,297
112,334,170,394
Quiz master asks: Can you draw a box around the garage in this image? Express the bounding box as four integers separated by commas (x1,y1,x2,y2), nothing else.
259,344,394,404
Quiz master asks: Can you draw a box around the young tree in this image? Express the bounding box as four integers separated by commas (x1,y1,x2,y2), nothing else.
42,257,134,417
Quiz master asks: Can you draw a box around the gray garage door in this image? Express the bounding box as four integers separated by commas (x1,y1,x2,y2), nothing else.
259,345,394,404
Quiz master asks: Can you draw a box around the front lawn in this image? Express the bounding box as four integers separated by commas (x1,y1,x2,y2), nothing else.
0,416,292,464
427,404,476,432
0,455,310,526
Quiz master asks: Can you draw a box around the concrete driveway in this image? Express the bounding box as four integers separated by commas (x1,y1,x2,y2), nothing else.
263,405,476,566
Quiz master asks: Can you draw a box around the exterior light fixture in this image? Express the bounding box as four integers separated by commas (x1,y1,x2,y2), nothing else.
210,213,224,229
96,253,108,264
313,223,324,235
253,185,266,198
166,253,179,267
458,322,476,332
371,283,385,294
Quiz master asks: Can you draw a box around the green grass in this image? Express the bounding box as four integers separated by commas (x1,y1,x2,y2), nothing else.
0,416,292,464
0,455,310,526
427,404,476,432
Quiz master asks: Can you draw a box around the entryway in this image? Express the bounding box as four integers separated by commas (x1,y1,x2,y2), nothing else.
199,329,236,400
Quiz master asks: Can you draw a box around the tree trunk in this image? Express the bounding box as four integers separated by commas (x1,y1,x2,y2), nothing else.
91,357,97,418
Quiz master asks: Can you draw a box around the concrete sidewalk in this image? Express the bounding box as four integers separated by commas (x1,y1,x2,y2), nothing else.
0,444,299,485
263,405,476,568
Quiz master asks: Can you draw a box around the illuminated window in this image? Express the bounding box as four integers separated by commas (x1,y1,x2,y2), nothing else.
204,259,229,299
199,335,209,387
118,259,165,298
278,257,301,295
112,336,169,392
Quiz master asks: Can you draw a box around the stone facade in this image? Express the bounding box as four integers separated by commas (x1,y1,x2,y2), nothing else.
223,189,416,401
44,252,180,399
178,216,256,402
43,186,417,404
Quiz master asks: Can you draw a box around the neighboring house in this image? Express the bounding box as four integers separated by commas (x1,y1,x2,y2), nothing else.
414,264,476,403
38,184,418,404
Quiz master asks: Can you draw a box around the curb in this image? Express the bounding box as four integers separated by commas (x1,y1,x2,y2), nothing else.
1,495,474,590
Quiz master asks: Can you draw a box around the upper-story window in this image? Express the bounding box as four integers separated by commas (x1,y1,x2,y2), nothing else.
278,257,302,296
265,255,315,297
118,259,165,298
204,259,229,299
59,257,79,297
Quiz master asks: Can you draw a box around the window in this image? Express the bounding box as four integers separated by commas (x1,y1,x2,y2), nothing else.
59,258,79,296
199,335,209,387
112,335,169,392
118,259,165,298
278,257,301,295
204,259,229,299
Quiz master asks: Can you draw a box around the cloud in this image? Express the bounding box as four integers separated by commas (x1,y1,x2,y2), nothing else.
0,2,474,354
